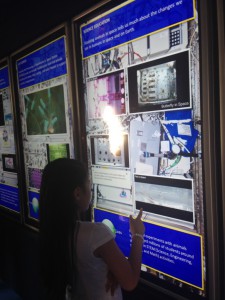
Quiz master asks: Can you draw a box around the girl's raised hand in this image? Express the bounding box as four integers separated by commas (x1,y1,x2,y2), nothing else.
129,208,145,236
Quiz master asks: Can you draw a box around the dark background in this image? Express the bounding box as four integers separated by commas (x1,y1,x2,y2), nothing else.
0,0,103,59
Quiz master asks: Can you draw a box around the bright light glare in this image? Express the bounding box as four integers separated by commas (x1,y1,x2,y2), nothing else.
109,119,123,155
103,106,114,122
103,106,123,155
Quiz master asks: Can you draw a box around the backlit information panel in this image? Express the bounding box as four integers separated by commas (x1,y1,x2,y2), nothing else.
0,63,20,214
15,34,75,221
76,0,205,297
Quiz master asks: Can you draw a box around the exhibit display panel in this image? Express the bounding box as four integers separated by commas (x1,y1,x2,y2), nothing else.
73,0,207,298
0,60,20,215
11,26,75,225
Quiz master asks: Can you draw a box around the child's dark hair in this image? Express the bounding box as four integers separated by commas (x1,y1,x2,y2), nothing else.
39,158,88,300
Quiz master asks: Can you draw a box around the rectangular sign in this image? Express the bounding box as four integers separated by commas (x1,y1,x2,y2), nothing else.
78,0,205,295
92,167,131,189
0,66,9,89
0,184,20,213
0,64,20,214
94,208,203,289
16,37,67,89
81,0,195,58
15,30,75,223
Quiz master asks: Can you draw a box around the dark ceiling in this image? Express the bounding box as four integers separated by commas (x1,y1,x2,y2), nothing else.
0,0,104,59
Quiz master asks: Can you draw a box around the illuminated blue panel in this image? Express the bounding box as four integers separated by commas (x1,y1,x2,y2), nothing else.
0,66,9,89
0,184,20,213
94,208,203,289
17,37,67,89
81,0,194,58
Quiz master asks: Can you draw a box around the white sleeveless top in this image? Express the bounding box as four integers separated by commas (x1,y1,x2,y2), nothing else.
73,221,123,300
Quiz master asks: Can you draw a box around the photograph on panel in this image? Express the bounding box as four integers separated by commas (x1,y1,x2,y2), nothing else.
134,174,194,225
24,84,67,135
46,143,70,162
158,109,200,178
128,50,191,114
84,46,128,78
84,23,188,78
90,134,129,168
2,154,17,173
129,116,161,176
28,167,43,190
126,23,188,65
87,70,125,119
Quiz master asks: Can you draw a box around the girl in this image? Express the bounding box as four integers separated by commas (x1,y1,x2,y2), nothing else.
39,158,145,300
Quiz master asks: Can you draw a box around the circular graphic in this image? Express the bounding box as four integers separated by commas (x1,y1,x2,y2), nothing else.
32,197,39,214
102,219,116,235
172,144,180,154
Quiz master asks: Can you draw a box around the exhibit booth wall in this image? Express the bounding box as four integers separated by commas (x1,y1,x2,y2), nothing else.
0,1,224,300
